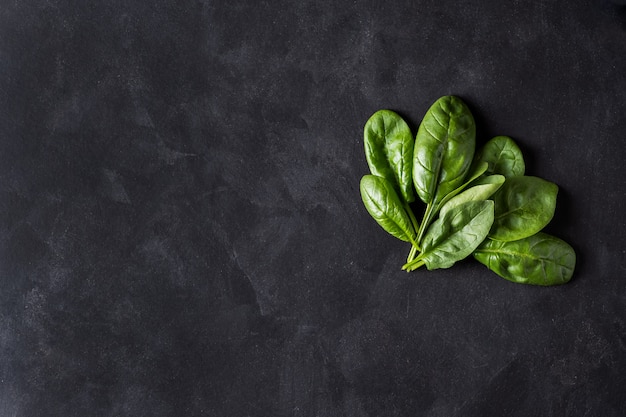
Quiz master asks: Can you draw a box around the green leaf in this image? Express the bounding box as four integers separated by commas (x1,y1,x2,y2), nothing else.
472,136,525,178
413,95,476,206
440,174,505,217
490,176,558,242
413,160,488,250
364,110,415,202
360,175,417,244
409,200,494,270
474,232,576,285
433,161,489,215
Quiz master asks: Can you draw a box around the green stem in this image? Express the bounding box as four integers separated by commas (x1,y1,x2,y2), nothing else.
404,202,420,237
402,258,425,272
406,245,418,263
403,202,421,257
415,202,435,247
409,259,425,271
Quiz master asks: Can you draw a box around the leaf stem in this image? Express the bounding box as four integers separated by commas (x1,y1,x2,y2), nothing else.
402,258,425,271
403,202,421,254
415,202,435,247
406,245,418,263
404,203,421,238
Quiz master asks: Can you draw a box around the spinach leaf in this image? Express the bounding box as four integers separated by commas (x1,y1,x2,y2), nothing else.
433,161,490,215
364,110,415,203
473,232,576,285
360,175,417,245
404,200,494,271
413,96,476,206
359,96,575,285
472,135,525,178
439,174,505,217
412,161,488,248
490,176,558,242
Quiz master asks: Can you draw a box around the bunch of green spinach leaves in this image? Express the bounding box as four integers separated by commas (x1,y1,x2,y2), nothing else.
359,95,576,285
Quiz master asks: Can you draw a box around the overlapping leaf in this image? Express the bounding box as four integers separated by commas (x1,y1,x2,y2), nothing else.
359,95,576,286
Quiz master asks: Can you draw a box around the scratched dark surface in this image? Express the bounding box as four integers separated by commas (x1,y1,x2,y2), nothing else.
1,0,626,416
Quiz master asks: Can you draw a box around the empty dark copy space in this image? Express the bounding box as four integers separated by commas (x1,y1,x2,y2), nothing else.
1,0,626,416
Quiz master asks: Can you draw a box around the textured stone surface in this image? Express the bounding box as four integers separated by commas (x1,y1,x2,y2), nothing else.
1,0,626,416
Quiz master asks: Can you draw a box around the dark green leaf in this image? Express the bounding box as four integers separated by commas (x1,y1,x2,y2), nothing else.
440,175,505,217
472,136,525,178
490,176,558,242
413,96,476,205
434,161,490,215
414,200,494,270
360,175,416,244
364,110,415,202
474,232,576,285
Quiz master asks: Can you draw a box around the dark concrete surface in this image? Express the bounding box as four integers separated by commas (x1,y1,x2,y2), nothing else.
1,0,626,416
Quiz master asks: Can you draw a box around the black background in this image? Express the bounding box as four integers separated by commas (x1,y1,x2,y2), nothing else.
2,0,626,416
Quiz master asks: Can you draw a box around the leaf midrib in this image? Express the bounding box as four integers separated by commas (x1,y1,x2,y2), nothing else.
474,247,573,270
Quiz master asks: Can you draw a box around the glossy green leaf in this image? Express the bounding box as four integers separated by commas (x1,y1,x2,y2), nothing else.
433,161,489,215
360,175,417,244
490,176,558,242
413,96,476,205
472,136,525,178
364,110,415,202
474,232,576,285
414,161,489,247
440,175,506,217
409,200,494,270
